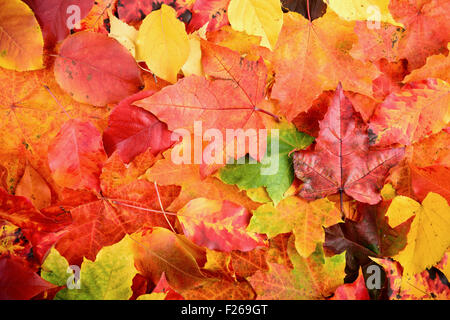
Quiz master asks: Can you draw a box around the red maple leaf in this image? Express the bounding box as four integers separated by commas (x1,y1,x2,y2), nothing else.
293,84,404,205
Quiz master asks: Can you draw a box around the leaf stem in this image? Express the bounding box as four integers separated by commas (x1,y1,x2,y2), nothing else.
339,188,344,218
45,53,59,58
137,63,158,83
307,0,312,22
254,106,280,122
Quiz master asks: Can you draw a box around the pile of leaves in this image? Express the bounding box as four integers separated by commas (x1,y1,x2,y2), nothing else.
0,0,449,300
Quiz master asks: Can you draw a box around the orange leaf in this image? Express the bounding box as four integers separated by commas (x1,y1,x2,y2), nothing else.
181,278,255,300
350,21,404,64
15,164,51,210
272,11,379,121
79,0,115,33
100,150,156,196
0,0,44,71
369,79,450,146
410,131,450,167
410,165,450,203
404,46,450,83
134,42,271,154
0,65,108,193
389,0,450,71
230,248,269,278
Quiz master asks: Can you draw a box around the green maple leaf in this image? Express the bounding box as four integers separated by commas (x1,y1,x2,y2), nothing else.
219,125,313,205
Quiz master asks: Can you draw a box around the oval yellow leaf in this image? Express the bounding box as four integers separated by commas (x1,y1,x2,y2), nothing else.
181,35,203,77
108,12,138,57
136,4,189,83
0,0,44,71
228,0,283,50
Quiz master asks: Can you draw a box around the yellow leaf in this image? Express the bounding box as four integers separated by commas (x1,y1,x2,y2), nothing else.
246,187,271,203
181,35,203,77
0,0,44,71
136,293,167,300
136,4,189,83
228,0,283,50
328,0,403,27
108,12,138,57
249,196,342,257
386,193,450,276
203,249,232,275
197,23,208,40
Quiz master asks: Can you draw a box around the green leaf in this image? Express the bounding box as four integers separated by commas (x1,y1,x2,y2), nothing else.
219,125,313,204
41,247,69,287
48,235,137,300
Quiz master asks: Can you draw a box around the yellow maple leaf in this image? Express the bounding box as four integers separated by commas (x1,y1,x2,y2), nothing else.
228,0,283,50
386,192,450,277
249,196,342,257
